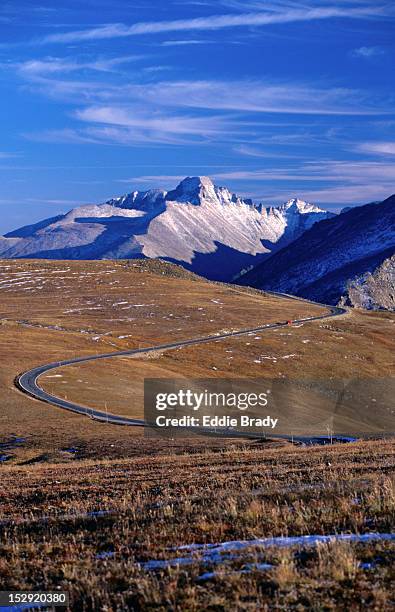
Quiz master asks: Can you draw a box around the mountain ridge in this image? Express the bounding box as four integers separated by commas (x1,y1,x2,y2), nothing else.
0,176,333,281
240,194,395,307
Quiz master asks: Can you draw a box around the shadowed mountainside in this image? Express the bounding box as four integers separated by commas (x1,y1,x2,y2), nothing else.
240,194,395,306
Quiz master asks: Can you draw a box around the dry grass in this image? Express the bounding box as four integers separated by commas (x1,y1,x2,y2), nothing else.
0,258,329,461
0,439,393,610
317,540,359,582
0,258,324,347
0,258,394,609
40,310,394,434
0,258,393,456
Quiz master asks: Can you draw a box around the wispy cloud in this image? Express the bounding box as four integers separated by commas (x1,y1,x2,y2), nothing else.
223,162,395,204
126,79,393,116
233,144,299,158
0,54,149,105
189,159,395,204
75,105,230,136
19,75,395,149
291,183,394,204
220,160,395,203
218,0,390,11
9,48,394,156
24,129,102,145
5,45,394,116
10,55,143,77
142,65,173,73
21,76,109,102
39,4,389,44
161,39,211,46
304,159,395,183
356,141,395,155
18,66,391,116
25,110,234,146
351,46,385,58
121,159,395,187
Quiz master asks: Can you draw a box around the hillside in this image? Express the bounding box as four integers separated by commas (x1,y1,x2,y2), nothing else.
0,258,328,462
1,259,393,464
240,195,395,305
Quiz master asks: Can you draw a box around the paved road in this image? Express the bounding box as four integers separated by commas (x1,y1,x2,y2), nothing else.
16,294,347,431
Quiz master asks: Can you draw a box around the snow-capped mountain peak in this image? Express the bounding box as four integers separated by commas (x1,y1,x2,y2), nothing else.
166,176,218,205
0,176,334,282
165,176,257,209
282,198,324,214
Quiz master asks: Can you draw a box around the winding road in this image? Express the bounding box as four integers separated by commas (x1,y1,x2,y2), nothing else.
16,294,348,429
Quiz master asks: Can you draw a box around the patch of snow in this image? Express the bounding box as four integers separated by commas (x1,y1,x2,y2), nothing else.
143,533,394,572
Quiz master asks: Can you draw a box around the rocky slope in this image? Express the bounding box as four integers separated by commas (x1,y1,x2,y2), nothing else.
340,254,395,311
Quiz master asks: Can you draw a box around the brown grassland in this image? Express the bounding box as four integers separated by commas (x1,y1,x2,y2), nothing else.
0,259,394,610
0,258,331,460
0,440,394,610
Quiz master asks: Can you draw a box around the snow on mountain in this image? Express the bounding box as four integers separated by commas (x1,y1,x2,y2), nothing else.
136,180,332,270
106,188,167,211
0,177,333,281
240,194,395,306
281,198,325,214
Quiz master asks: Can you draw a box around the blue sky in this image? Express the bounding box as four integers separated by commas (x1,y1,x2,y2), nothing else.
0,0,394,233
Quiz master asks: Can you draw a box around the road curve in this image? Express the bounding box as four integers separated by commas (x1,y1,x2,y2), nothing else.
15,292,347,428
